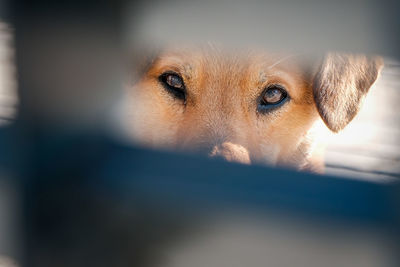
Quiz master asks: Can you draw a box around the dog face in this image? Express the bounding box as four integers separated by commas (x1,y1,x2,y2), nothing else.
128,46,382,171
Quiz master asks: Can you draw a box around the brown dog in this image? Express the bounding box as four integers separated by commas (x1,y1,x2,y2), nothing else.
127,46,383,172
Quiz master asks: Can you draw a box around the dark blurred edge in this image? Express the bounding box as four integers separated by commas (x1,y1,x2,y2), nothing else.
1,0,400,266
1,120,400,266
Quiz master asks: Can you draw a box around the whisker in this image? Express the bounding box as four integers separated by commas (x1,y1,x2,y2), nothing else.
267,54,296,69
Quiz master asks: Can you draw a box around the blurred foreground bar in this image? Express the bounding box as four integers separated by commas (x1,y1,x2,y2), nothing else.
0,126,399,267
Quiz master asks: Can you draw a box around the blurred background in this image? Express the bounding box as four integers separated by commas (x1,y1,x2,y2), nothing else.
0,0,399,266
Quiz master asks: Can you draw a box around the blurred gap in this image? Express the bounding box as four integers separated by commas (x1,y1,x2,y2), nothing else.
0,22,17,127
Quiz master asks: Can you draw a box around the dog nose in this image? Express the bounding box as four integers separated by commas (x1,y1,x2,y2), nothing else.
209,142,250,164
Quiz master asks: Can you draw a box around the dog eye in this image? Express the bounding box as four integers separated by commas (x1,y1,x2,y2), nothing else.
159,72,186,100
263,87,285,104
258,85,289,112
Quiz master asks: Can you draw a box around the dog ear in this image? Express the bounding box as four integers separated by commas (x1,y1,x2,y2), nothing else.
312,53,383,132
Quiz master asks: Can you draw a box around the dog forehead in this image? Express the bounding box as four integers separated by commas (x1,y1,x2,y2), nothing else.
152,48,309,100
167,49,298,81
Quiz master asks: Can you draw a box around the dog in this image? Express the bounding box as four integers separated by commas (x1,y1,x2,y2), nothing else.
126,46,383,172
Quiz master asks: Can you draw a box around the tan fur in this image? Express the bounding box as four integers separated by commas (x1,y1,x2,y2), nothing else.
128,46,382,172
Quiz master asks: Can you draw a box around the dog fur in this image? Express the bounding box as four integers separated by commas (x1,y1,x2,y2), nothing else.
127,46,383,172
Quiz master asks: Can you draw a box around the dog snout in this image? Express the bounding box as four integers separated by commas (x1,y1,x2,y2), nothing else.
209,142,250,164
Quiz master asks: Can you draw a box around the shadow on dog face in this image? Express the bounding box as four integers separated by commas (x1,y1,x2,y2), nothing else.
128,46,383,171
